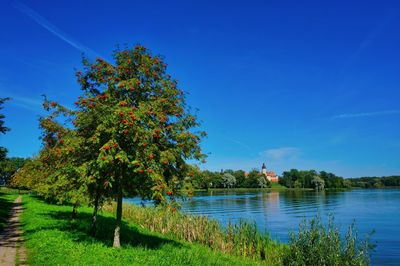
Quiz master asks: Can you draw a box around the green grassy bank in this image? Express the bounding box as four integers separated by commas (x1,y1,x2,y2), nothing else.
20,194,263,266
0,189,372,266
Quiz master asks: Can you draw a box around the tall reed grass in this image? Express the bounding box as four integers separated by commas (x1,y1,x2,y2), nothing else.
104,203,285,264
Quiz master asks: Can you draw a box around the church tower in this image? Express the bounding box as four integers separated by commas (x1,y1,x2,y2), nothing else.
261,163,267,175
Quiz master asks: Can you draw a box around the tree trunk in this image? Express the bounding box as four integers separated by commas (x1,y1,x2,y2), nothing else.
113,184,123,248
90,187,100,237
71,202,78,219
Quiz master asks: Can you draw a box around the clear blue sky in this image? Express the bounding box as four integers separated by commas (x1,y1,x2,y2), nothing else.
1,0,399,177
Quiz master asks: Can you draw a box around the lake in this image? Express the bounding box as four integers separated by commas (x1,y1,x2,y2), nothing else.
126,189,400,265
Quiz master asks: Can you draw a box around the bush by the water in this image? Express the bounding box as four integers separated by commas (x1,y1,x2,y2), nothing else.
283,215,374,266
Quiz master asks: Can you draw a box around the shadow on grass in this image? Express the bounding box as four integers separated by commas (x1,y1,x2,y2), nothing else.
0,191,25,232
25,207,183,250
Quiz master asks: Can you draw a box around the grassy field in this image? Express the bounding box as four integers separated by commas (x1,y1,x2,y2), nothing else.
21,194,265,266
0,187,19,231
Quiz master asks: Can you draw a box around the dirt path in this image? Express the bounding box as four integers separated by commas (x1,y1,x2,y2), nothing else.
0,196,27,266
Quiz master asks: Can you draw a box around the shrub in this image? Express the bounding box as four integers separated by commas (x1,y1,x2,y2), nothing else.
283,215,374,266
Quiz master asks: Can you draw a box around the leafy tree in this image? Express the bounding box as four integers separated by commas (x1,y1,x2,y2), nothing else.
294,179,302,189
55,45,206,247
10,158,41,190
204,170,223,188
0,98,10,160
10,110,87,218
37,111,87,216
346,176,400,188
311,175,325,191
258,175,270,188
280,169,346,189
242,169,260,188
232,170,246,187
0,157,26,185
280,169,299,188
222,173,236,188
188,165,209,189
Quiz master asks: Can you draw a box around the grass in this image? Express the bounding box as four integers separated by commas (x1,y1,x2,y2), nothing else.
0,187,19,231
21,194,265,266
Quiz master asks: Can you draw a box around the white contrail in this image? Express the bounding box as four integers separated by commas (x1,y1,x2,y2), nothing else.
15,1,101,58
333,110,400,119
228,138,251,150
1,92,43,113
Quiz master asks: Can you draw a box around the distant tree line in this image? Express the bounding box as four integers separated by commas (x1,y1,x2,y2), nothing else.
346,176,400,188
278,169,350,190
0,97,27,186
187,166,271,189
0,157,27,186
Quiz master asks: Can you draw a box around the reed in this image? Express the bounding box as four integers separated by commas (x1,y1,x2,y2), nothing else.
103,203,285,264
103,203,372,265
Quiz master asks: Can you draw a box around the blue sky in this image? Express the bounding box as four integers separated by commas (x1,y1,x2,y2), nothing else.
0,0,399,177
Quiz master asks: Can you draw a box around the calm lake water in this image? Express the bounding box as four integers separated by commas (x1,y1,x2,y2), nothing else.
126,189,400,265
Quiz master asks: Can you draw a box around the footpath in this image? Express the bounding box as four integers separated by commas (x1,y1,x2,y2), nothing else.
0,196,27,266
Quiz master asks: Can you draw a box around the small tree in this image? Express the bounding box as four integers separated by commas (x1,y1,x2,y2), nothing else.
39,111,88,216
258,175,270,188
222,173,236,188
311,175,325,191
0,98,10,161
0,157,26,186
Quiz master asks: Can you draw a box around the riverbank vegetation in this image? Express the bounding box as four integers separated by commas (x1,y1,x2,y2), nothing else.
20,193,261,266
347,176,400,188
1,189,373,266
279,169,350,190
104,201,285,263
170,167,350,191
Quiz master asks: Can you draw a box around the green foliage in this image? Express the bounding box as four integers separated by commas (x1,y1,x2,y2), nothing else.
186,168,274,190
0,97,10,135
222,173,236,188
347,176,400,188
10,115,87,209
0,97,10,160
104,201,285,264
242,169,271,188
0,157,26,185
311,175,325,191
279,169,346,189
67,45,206,205
283,216,373,266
